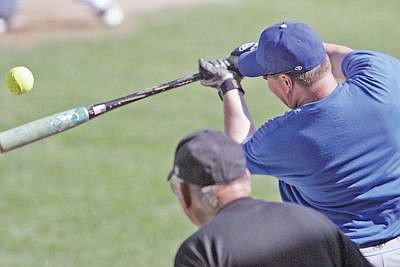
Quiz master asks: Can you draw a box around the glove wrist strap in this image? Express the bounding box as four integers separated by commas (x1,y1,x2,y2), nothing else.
218,79,244,100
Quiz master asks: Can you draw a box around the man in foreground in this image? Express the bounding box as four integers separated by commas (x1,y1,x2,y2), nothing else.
167,128,371,266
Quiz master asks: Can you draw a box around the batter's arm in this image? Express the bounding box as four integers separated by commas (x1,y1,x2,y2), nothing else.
324,43,353,80
223,89,256,144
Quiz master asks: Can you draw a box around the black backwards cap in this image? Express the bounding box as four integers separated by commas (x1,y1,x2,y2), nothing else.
167,129,246,186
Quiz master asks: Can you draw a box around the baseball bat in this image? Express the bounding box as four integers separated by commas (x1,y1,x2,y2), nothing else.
0,72,202,153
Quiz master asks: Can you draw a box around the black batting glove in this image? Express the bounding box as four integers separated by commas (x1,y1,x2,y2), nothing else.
227,42,258,76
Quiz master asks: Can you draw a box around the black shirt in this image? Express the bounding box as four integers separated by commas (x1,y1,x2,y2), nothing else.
174,197,371,267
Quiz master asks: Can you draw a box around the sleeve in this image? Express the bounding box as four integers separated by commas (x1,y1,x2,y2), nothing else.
342,50,381,79
241,109,322,183
342,50,400,96
241,112,297,176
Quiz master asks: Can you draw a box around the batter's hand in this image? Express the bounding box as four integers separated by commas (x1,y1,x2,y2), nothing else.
199,58,243,99
227,42,258,75
198,58,237,89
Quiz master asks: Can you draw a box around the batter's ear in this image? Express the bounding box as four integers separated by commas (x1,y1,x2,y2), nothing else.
281,74,294,92
244,168,251,179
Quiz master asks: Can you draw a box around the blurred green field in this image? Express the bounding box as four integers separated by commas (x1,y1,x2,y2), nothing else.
0,0,399,266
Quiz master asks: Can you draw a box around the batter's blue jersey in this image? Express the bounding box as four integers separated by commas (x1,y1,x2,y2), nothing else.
242,50,400,245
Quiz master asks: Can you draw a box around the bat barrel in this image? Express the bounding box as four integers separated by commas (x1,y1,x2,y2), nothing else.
0,72,201,153
0,107,89,153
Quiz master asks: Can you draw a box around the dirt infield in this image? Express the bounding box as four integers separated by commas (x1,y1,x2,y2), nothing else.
0,0,211,47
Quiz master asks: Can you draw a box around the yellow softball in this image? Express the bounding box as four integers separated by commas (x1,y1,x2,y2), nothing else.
6,66,34,95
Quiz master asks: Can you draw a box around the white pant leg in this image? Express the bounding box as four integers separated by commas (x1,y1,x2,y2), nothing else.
360,236,400,267
76,0,123,27
0,0,19,20
76,0,113,13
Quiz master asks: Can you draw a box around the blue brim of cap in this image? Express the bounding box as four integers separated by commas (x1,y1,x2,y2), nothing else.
238,49,266,77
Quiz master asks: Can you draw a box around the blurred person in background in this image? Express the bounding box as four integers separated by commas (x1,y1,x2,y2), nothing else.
79,0,123,27
0,0,123,33
0,0,18,33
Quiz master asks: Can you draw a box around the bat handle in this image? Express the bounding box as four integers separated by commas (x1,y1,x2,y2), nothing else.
0,107,89,153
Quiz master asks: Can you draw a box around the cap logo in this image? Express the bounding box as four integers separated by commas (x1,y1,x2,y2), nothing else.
294,66,303,71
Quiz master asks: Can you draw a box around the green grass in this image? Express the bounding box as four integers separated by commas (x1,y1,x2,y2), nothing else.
0,0,400,266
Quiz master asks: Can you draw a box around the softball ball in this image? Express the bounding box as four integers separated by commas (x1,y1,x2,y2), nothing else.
5,66,34,95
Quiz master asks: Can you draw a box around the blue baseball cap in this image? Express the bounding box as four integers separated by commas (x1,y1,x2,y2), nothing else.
238,22,326,77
